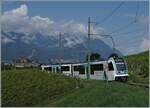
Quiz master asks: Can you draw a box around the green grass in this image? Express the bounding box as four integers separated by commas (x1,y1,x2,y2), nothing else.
1,69,77,107
1,69,149,107
49,80,149,107
125,51,149,84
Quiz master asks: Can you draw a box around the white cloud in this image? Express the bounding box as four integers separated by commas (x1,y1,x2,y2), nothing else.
2,4,105,47
21,35,36,44
140,38,149,51
117,37,149,55
137,15,149,25
2,4,29,32
12,4,28,16
2,36,15,44
28,16,54,36
60,20,87,34
1,4,55,36
125,14,148,25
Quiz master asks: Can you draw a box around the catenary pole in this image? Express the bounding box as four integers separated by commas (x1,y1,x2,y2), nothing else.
87,17,91,79
59,32,62,73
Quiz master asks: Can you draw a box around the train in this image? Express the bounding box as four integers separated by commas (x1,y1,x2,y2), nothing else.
41,56,128,82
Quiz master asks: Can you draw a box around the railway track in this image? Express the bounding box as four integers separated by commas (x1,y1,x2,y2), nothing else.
126,81,149,88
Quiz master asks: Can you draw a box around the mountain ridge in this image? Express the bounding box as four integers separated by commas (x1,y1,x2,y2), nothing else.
2,31,122,63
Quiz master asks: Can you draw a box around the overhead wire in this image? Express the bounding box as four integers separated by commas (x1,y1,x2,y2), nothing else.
109,1,140,35
135,1,140,22
44,2,141,61
110,27,147,36
97,1,125,25
89,1,141,55
115,31,148,47
51,32,88,62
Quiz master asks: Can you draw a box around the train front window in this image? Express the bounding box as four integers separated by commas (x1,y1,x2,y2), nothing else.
116,63,126,71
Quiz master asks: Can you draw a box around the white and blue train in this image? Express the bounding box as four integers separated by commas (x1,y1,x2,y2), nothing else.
41,57,128,82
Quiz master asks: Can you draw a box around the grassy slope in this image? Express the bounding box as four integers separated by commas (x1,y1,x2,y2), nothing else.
1,69,77,107
2,69,149,107
125,51,149,84
49,80,149,107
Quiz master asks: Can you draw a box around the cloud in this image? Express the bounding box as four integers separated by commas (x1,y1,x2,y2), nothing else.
2,4,29,32
125,14,148,25
137,15,149,25
2,36,15,44
140,38,149,51
2,4,105,47
59,20,87,34
116,35,149,55
21,35,36,44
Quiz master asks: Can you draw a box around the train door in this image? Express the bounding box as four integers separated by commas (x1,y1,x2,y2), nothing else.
107,61,115,81
49,66,52,72
90,63,104,80
56,67,59,73
52,66,56,73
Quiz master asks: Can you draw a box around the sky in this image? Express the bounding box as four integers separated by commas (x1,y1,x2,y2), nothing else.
1,1,149,56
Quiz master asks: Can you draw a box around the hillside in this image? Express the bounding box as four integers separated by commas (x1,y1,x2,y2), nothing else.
125,51,149,84
1,69,149,107
1,69,78,106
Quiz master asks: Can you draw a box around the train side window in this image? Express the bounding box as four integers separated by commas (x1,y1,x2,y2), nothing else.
49,67,52,71
79,66,85,74
74,66,78,71
56,67,59,72
61,66,69,71
91,64,104,74
108,62,114,71
74,65,85,74
45,67,49,71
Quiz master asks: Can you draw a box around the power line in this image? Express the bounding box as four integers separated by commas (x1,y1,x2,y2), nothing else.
109,2,140,35
91,34,116,51
97,2,124,25
135,1,140,22
110,21,135,34
111,27,147,36
114,31,147,47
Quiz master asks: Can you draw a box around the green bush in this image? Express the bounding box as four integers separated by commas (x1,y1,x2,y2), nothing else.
126,51,149,84
1,63,14,70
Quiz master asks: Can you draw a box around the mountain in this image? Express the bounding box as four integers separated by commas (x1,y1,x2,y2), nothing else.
2,31,122,63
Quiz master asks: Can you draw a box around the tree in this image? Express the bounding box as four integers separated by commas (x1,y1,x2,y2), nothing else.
109,53,119,59
86,52,101,61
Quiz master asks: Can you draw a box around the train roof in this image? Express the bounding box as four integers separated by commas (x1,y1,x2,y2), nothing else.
41,59,107,67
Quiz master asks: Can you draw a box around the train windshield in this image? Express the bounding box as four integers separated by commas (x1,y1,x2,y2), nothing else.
115,58,127,73
116,63,126,71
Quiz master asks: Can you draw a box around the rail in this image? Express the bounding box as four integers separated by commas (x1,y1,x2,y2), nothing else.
126,81,149,88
